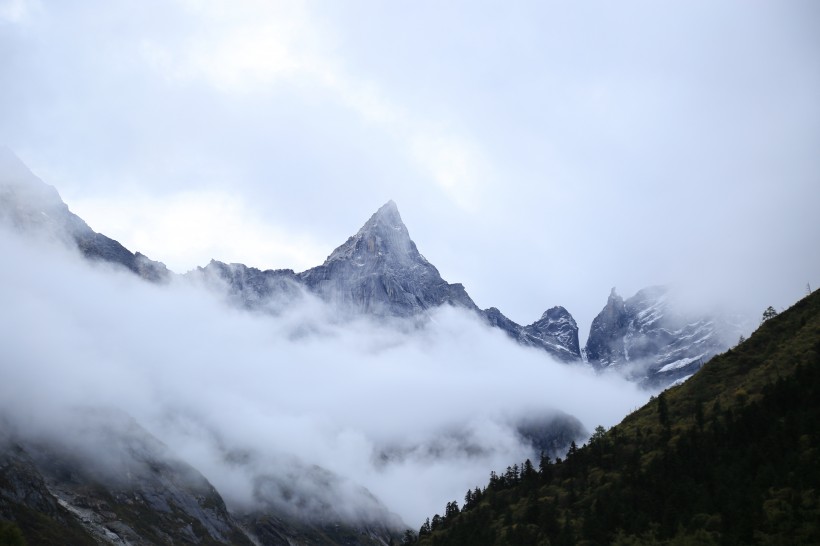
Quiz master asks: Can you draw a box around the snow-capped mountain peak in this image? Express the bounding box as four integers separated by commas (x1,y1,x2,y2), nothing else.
585,285,743,388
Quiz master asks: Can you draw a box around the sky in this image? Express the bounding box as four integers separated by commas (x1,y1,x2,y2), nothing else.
1,0,819,340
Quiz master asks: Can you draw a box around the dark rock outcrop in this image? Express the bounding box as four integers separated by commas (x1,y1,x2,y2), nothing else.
482,306,581,362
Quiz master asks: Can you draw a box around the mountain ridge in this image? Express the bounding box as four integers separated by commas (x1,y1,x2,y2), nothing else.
0,148,737,377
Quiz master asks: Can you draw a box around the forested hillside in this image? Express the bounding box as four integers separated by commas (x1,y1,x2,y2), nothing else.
409,290,820,545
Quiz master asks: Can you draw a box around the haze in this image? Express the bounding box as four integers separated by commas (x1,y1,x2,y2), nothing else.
0,228,648,525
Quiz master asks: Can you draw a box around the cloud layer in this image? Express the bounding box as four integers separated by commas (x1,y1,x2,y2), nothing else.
0,228,648,525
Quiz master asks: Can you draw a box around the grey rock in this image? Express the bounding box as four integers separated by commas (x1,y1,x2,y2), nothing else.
585,286,739,388
521,306,581,361
188,199,583,360
191,259,304,312
298,201,477,317
482,306,581,362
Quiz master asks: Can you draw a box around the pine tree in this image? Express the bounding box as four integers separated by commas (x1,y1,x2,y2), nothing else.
418,518,431,537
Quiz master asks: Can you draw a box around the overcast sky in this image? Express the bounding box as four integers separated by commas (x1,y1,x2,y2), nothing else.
1,0,819,339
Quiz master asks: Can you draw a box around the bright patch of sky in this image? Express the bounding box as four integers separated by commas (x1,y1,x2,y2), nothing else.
1,0,819,338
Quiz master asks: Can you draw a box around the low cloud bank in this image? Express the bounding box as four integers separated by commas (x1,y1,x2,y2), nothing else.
0,229,649,525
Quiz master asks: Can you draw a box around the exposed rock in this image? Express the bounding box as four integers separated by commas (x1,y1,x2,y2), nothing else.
585,286,740,388
187,200,583,361
585,287,630,368
298,201,477,317
191,259,305,313
482,306,581,362
521,306,581,361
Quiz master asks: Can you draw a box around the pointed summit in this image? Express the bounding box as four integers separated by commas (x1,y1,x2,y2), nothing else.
361,200,404,235
372,199,400,222
323,200,417,267
299,202,476,316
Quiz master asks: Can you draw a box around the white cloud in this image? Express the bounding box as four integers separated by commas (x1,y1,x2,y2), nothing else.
0,0,38,24
137,0,491,213
410,133,486,212
65,190,327,272
141,1,316,93
0,226,649,526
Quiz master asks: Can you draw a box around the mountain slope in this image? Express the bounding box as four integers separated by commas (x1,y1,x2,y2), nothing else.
0,147,169,282
0,411,255,546
585,286,740,388
410,289,820,545
0,411,399,546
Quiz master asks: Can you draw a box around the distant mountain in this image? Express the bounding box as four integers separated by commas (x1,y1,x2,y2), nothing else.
0,147,169,282
191,200,582,362
300,201,477,317
484,306,581,362
0,148,737,375
0,149,764,544
585,286,742,388
407,289,820,545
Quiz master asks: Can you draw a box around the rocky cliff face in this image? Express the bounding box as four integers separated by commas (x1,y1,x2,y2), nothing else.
483,306,582,362
585,286,738,388
298,201,477,317
192,259,305,313
585,288,630,367
522,306,581,361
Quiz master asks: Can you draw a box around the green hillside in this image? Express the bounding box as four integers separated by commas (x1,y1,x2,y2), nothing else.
408,291,820,545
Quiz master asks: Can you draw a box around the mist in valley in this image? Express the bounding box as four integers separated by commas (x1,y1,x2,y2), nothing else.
0,226,649,526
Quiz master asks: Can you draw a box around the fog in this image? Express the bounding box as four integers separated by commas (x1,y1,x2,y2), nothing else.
0,227,649,526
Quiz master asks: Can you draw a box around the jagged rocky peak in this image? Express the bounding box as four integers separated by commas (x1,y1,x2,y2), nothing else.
189,259,302,311
324,200,422,268
585,287,630,367
521,306,581,362
299,201,477,317
481,305,582,363
538,305,576,325
532,306,580,350
585,285,740,389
